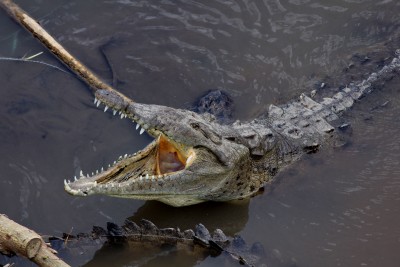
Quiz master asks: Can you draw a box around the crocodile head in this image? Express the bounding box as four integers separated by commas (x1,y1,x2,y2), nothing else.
64,90,254,207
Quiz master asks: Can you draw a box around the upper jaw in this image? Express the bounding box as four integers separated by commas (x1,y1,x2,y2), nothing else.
94,88,222,148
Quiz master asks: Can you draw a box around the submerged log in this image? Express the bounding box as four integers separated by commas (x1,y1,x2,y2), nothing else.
0,214,70,267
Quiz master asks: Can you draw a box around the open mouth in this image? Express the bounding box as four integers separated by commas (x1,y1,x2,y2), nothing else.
64,97,195,196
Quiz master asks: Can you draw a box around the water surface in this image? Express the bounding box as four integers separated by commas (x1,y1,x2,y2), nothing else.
0,0,399,266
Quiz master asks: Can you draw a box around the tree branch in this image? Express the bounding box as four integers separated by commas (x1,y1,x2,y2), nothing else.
0,0,131,103
0,214,70,267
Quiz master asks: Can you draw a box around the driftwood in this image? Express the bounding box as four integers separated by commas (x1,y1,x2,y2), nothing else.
0,214,70,267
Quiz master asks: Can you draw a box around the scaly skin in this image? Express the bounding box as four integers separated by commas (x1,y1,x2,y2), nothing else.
49,219,263,266
64,52,400,206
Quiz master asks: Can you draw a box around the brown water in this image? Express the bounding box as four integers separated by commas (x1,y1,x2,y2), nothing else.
0,1,399,266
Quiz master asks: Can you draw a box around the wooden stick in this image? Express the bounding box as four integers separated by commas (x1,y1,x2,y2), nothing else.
0,0,131,102
0,214,70,267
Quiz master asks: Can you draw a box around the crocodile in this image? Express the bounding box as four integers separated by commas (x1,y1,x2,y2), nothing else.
63,51,400,206
2,0,400,207
46,219,265,267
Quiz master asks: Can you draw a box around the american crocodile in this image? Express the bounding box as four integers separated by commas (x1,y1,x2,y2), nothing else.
2,0,399,207
46,219,265,267
63,51,400,206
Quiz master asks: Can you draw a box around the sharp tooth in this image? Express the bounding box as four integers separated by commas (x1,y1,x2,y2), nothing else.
96,101,100,107
140,128,145,135
113,110,117,116
86,174,89,178
94,98,98,104
91,172,94,176
101,167,104,172
136,124,140,130
118,111,122,115
80,170,84,177
96,170,98,174
64,179,70,189
113,161,116,165
94,181,97,186
139,176,143,181
120,113,124,119
68,179,71,183
152,175,155,179
146,174,149,179
104,106,108,112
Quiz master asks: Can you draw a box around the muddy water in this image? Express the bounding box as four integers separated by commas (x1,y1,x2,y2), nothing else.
0,1,399,266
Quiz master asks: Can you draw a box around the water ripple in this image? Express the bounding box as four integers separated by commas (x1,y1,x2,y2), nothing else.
262,0,287,15
310,3,348,12
9,163,47,220
169,36,246,81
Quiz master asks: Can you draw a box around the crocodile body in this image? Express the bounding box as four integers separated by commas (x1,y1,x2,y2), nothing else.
64,50,400,206
50,219,264,266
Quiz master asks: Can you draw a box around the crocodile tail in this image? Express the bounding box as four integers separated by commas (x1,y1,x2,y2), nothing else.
267,51,400,145
307,50,400,121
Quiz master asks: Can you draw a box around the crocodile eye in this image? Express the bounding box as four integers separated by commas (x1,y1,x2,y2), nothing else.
190,122,221,144
190,122,201,130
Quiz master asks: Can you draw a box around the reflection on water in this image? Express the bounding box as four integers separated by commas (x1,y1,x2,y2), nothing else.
0,0,400,266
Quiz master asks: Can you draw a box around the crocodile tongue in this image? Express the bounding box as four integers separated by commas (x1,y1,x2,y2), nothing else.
156,134,186,175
